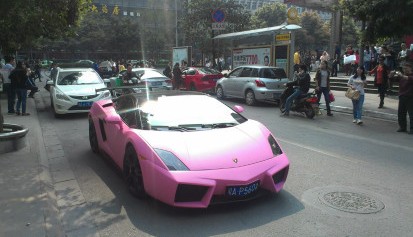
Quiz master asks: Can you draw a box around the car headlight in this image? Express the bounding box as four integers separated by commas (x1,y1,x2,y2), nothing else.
55,88,71,101
154,148,189,171
268,135,283,156
101,91,111,98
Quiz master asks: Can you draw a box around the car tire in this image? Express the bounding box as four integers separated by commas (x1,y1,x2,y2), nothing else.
216,86,225,99
189,83,196,91
123,145,146,199
89,118,99,154
245,90,256,106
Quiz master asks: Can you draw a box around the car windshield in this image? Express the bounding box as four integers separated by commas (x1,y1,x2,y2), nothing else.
57,71,102,85
132,69,165,80
116,94,247,130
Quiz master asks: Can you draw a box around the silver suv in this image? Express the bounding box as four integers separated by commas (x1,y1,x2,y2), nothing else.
215,66,289,106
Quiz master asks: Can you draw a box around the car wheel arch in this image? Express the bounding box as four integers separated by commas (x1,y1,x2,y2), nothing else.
123,143,147,198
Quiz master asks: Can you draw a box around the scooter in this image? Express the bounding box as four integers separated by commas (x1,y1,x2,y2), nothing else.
279,81,318,119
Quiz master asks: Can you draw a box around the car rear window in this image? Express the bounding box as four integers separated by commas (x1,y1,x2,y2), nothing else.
260,68,287,79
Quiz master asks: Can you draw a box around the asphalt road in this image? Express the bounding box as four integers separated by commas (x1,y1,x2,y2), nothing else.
37,90,413,237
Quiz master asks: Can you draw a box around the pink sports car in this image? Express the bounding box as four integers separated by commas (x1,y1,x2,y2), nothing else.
88,90,289,208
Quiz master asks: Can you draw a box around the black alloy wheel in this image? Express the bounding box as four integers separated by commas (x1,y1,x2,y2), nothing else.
216,85,225,99
89,118,99,153
245,90,256,106
123,146,146,198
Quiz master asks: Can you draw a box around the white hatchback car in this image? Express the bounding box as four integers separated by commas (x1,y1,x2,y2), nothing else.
48,68,111,117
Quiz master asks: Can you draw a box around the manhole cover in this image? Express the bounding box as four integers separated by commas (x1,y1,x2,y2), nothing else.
320,191,385,214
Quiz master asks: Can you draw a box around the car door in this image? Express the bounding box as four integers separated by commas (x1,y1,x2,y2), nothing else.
224,67,243,97
233,67,253,98
102,113,129,166
182,68,196,90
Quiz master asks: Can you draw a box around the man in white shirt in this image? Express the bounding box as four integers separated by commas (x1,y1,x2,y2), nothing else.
2,56,16,114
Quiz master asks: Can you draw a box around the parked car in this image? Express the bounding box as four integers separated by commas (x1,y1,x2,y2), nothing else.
215,65,289,106
88,90,289,208
47,68,111,117
110,68,172,91
181,67,223,92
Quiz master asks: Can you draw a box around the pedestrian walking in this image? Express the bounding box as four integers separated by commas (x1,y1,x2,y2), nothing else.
2,56,16,114
9,61,30,116
314,60,333,116
389,60,413,134
369,56,390,108
172,62,183,90
344,45,354,76
347,66,367,125
163,61,172,79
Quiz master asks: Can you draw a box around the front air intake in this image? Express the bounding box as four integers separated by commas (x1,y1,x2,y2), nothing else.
175,184,208,202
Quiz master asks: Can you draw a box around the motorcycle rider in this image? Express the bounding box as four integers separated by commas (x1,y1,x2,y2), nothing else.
122,63,140,85
282,64,311,116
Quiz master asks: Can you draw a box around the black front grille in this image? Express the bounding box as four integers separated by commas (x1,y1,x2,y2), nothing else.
175,184,209,203
272,166,289,185
70,94,99,100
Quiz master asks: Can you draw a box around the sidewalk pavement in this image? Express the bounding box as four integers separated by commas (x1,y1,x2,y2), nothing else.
0,76,399,236
0,93,64,237
310,71,399,122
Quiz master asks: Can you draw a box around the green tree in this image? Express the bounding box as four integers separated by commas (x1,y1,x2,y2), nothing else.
340,0,413,59
250,2,287,29
341,15,360,49
295,11,330,52
180,0,250,60
0,0,91,54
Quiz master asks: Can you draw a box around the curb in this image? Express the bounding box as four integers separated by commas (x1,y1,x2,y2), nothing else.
319,104,397,122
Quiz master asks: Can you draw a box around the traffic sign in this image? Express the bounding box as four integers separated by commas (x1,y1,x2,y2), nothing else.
212,22,227,30
212,9,225,23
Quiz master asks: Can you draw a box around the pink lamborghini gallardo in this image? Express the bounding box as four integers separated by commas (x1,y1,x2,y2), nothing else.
88,90,289,208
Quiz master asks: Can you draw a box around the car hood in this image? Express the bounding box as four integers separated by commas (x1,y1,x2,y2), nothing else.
56,84,107,95
140,120,274,171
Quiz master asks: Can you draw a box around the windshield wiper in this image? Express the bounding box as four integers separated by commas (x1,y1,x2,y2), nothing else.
152,126,194,132
201,123,237,129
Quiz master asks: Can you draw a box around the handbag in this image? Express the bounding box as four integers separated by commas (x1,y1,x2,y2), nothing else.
345,87,360,100
329,90,335,102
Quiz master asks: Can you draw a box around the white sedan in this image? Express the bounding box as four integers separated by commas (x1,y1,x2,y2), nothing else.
47,68,111,117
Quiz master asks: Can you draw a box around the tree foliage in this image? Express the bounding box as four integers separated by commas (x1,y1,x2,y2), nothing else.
0,0,91,54
295,11,330,51
249,3,287,29
180,0,250,55
340,0,413,43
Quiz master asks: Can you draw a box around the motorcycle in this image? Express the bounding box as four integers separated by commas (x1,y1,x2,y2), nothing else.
279,81,318,119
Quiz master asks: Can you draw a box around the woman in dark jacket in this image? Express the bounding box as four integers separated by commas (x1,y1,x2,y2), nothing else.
172,63,182,90
9,61,30,115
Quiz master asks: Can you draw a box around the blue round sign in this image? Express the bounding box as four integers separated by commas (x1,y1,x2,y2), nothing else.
212,9,225,23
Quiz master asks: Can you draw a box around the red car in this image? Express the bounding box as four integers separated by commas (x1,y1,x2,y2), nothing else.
181,67,223,92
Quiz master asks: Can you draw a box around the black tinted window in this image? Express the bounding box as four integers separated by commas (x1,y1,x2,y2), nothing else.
260,68,287,79
239,68,253,77
228,67,243,77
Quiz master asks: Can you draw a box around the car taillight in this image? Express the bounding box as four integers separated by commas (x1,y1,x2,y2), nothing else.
166,79,172,84
255,80,266,87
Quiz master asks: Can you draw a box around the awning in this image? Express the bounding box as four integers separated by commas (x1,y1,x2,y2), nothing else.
213,24,302,40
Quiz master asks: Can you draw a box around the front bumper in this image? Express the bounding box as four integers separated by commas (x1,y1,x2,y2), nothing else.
142,154,289,208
